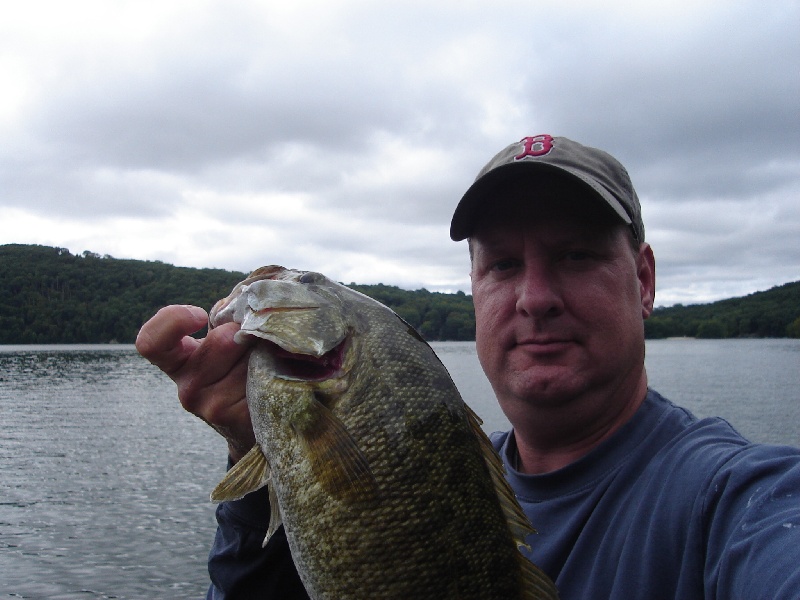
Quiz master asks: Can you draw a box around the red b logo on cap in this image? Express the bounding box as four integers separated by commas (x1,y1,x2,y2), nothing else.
515,134,554,160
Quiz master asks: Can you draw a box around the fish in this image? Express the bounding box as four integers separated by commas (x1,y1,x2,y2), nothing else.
208,265,559,600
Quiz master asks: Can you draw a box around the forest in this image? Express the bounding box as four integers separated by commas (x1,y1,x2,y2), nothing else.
0,244,798,344
644,280,800,339
0,244,475,343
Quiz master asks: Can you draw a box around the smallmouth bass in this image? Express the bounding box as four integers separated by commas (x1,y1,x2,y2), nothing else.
209,265,559,599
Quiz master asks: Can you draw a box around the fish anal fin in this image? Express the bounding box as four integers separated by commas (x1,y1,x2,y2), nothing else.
210,444,270,503
293,399,377,503
263,483,283,547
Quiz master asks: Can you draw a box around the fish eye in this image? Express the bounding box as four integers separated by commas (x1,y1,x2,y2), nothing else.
299,271,324,284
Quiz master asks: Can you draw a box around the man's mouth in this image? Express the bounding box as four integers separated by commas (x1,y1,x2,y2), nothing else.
515,337,573,354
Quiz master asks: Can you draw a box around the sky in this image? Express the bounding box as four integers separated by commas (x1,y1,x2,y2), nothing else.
1,0,798,307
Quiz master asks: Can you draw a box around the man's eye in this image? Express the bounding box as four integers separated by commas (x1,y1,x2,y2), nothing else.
564,250,593,261
492,259,519,272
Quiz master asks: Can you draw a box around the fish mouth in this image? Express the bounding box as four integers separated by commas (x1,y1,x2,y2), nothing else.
266,338,347,382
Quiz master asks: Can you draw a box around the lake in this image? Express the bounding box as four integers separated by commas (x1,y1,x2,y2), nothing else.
1,339,798,598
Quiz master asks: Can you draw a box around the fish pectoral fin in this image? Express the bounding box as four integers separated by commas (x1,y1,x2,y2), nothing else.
293,400,377,503
210,444,270,503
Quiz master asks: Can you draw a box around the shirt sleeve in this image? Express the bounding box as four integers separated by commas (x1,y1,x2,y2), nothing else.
705,444,800,599
206,484,310,600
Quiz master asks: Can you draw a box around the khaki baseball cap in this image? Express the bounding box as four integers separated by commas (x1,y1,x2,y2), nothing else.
450,134,644,242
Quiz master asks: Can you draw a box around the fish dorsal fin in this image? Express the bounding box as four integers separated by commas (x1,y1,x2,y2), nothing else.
210,444,270,503
518,556,561,600
293,398,377,503
465,404,560,599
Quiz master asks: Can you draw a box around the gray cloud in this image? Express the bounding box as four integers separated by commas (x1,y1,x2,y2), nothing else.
0,0,797,305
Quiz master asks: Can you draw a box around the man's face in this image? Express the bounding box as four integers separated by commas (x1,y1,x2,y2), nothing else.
469,192,655,418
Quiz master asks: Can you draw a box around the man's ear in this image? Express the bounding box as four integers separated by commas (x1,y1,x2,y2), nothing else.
637,243,656,319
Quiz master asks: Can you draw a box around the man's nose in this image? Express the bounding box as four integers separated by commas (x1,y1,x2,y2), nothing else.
515,264,565,320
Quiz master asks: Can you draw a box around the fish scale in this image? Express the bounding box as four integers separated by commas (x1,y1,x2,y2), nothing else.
209,266,560,599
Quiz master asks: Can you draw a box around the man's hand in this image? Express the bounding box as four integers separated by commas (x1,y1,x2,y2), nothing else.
135,305,255,463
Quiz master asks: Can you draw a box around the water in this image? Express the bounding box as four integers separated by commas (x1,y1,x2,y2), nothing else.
0,346,227,599
645,338,800,447
1,340,798,597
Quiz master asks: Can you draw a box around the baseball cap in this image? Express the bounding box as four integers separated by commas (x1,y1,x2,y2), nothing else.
450,135,644,242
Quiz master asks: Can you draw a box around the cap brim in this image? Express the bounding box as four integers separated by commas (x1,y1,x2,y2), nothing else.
450,161,632,241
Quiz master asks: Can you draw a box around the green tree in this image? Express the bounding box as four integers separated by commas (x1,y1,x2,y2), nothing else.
787,316,800,338
696,320,727,339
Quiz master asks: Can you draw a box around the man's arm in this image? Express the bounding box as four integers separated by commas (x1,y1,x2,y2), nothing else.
206,477,309,599
707,444,800,599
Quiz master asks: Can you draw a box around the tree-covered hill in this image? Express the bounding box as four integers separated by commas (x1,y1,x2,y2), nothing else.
0,244,797,343
0,244,475,343
0,244,249,344
645,280,800,339
348,283,475,341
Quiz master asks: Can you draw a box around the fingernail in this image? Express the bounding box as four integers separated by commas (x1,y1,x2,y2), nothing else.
183,305,208,320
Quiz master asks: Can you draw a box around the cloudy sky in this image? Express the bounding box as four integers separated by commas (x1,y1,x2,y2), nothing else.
1,0,798,306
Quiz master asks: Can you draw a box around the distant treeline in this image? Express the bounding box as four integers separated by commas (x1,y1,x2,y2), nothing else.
645,281,800,339
0,244,475,344
0,244,798,344
347,283,474,341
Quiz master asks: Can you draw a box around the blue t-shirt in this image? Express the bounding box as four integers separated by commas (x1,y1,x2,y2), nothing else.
493,389,800,599
207,389,800,599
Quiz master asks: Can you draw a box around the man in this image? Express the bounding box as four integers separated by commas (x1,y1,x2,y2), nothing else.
136,135,800,598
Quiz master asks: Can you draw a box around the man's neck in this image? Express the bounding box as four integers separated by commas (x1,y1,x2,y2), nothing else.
509,378,648,475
